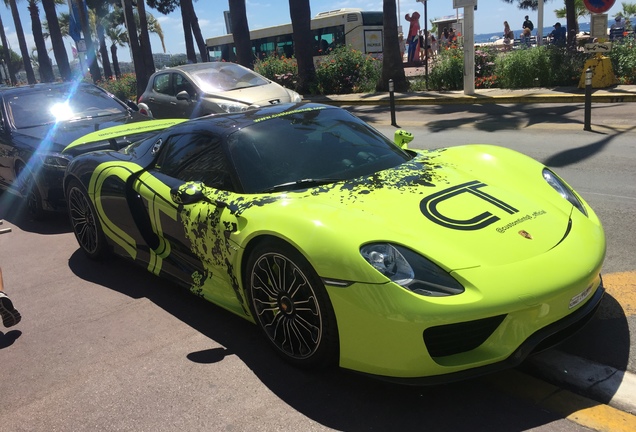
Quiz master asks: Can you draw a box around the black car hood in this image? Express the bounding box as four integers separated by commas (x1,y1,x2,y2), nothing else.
12,112,147,154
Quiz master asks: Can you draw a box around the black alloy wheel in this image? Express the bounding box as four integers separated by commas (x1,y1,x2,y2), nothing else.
66,179,107,259
246,240,339,368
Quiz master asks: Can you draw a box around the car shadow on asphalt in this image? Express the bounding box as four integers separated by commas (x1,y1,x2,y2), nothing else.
66,249,631,430
0,191,71,235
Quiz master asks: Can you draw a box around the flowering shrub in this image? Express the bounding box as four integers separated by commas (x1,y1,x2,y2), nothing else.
254,55,299,89
313,45,381,94
97,74,138,102
426,46,464,90
609,36,636,84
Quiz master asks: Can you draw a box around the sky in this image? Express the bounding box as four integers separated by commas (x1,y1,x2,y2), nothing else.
0,0,629,64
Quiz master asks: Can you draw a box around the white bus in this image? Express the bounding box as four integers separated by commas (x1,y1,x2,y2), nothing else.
206,9,383,62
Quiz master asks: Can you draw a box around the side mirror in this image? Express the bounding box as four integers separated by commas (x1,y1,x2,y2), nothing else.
170,181,229,208
176,90,192,102
171,181,206,205
125,100,139,111
394,130,414,149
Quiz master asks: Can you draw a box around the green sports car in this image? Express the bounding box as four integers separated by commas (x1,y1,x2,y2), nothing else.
63,103,605,383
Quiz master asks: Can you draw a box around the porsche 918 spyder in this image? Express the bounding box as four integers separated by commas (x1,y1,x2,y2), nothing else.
63,103,605,383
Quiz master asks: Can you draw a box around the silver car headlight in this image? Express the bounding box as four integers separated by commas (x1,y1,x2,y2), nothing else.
542,168,587,216
288,90,303,102
215,100,251,113
360,243,465,297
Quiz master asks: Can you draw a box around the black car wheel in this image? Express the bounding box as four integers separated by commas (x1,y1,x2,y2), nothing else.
15,164,46,220
245,240,339,368
66,179,108,259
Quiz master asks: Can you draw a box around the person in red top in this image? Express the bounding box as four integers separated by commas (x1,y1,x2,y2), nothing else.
405,11,421,63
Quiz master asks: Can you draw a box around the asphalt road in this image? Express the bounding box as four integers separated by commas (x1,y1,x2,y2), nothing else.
1,101,634,431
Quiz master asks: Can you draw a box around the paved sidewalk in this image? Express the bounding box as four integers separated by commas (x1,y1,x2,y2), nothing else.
305,83,636,106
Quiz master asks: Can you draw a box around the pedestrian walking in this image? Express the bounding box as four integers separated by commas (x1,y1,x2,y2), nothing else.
0,220,21,328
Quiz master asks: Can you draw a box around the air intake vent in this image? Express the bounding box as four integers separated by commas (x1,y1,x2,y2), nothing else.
347,14,358,22
423,314,507,357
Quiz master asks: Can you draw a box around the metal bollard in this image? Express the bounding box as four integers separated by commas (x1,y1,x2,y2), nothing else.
584,67,592,131
389,79,397,126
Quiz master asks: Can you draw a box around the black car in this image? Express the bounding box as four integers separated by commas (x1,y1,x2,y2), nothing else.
0,82,149,218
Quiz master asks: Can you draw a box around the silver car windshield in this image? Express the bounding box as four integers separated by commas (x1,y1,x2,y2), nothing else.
190,63,269,93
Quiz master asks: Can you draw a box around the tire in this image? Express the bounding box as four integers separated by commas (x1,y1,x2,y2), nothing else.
15,164,46,220
245,239,339,369
66,179,108,260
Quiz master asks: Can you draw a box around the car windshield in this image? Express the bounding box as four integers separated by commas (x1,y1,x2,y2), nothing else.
190,63,269,93
8,85,127,129
227,106,412,193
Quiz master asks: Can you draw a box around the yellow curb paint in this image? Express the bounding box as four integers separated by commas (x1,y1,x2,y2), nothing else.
490,370,636,432
603,272,636,316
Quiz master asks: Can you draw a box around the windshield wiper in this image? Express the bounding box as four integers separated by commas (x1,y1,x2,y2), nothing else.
260,178,342,193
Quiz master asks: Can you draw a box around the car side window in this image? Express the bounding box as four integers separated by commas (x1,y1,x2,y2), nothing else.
174,74,194,96
155,132,233,191
153,73,171,95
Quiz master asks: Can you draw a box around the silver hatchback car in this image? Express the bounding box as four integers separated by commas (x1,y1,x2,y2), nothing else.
137,62,302,119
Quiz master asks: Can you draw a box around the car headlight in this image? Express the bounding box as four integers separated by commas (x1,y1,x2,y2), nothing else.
360,243,465,297
216,101,251,113
39,153,72,169
542,168,587,216
288,90,303,102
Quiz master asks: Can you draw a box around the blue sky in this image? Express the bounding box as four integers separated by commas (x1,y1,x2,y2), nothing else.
0,0,629,63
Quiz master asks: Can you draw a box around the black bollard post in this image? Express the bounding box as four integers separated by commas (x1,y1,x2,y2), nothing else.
389,79,397,126
584,67,592,131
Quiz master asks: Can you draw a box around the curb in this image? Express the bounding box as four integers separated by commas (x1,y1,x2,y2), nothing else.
306,94,636,106
526,350,636,415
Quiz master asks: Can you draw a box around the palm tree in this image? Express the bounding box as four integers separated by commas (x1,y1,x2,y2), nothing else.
42,0,71,81
378,0,408,92
27,0,55,82
229,0,252,68
555,0,587,33
122,0,146,97
86,0,114,79
147,0,207,63
136,0,156,80
0,13,17,84
288,0,314,93
4,0,36,83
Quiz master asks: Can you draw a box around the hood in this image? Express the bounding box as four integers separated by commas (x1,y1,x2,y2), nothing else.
274,145,578,271
203,82,297,107
12,112,145,154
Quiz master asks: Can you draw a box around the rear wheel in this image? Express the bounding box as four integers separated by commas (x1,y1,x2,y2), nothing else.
245,240,339,368
66,179,108,259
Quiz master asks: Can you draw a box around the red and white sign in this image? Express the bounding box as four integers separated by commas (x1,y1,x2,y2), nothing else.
583,0,616,14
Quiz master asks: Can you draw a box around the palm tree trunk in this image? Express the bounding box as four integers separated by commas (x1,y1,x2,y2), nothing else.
137,0,156,79
378,0,408,92
42,0,71,81
288,0,314,93
8,0,36,84
75,0,102,82
180,5,197,63
28,1,55,82
229,0,252,68
122,0,146,97
0,13,17,85
97,23,113,80
110,43,121,79
182,0,207,62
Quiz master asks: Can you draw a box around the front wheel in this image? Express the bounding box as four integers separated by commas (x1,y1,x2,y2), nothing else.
66,179,108,260
245,240,339,369
15,164,46,220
